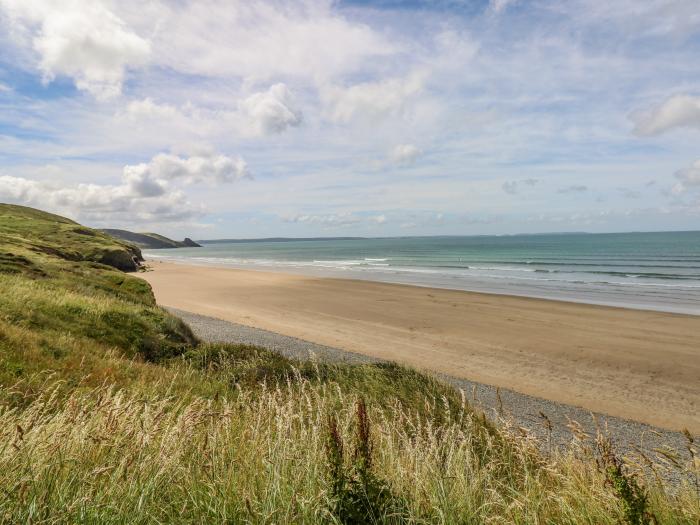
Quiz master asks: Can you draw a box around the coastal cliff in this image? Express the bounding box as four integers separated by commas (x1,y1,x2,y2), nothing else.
101,228,202,249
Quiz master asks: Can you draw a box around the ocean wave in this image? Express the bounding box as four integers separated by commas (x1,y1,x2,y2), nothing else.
427,258,700,268
447,272,700,289
312,259,364,266
147,254,700,284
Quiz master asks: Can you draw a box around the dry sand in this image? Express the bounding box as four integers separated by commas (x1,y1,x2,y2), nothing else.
141,261,700,433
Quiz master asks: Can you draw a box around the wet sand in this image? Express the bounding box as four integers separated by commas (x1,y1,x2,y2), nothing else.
140,261,700,433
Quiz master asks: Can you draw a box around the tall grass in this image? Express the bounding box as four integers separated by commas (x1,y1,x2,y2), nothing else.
0,372,697,524
1,204,699,523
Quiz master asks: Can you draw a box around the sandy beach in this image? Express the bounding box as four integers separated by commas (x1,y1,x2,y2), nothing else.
141,261,700,433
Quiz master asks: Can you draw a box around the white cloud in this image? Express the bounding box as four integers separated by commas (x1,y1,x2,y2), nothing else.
132,150,251,185
124,98,179,120
121,165,167,198
149,0,395,82
632,95,700,136
240,84,302,135
118,85,302,140
321,72,425,124
672,160,700,194
0,0,150,99
0,149,248,224
389,144,422,165
0,173,195,223
0,174,36,202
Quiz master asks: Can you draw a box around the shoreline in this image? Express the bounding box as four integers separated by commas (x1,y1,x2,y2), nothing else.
143,253,700,316
141,260,700,433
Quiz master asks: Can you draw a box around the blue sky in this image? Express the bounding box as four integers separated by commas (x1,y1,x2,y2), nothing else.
0,0,699,238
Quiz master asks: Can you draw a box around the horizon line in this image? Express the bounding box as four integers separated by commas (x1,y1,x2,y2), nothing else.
193,229,700,244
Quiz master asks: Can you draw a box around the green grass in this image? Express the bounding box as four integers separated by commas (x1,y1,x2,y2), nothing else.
0,203,698,523
0,204,143,271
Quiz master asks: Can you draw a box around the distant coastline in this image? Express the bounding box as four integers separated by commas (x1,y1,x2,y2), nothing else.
196,229,700,244
199,236,365,244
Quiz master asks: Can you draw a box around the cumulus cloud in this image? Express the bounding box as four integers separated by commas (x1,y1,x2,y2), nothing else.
240,84,302,135
321,72,425,124
389,144,422,165
0,0,150,99
0,173,195,223
632,95,700,136
130,150,251,185
0,174,36,202
0,149,248,224
672,160,700,194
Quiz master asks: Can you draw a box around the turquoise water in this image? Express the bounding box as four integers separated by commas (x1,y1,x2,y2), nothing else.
145,231,700,314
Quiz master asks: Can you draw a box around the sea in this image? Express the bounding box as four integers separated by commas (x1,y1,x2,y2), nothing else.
144,231,700,315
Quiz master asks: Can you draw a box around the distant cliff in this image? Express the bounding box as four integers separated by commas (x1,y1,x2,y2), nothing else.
101,229,202,249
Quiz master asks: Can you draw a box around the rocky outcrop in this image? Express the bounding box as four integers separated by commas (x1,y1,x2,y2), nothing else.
182,238,202,247
97,247,142,272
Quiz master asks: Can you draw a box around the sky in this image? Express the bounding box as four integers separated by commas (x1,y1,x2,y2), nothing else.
0,0,699,239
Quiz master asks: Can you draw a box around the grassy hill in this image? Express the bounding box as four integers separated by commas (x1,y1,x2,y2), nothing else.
1,204,144,272
101,228,201,249
0,203,697,523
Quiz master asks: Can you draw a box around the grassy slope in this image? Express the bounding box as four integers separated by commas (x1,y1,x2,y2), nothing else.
0,203,697,524
0,205,146,272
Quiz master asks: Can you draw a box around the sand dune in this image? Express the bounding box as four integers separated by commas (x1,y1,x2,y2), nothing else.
141,261,700,432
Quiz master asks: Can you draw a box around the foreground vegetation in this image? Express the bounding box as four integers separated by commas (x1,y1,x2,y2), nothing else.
0,203,698,523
